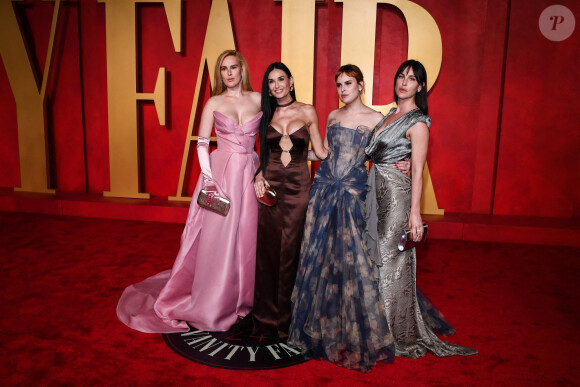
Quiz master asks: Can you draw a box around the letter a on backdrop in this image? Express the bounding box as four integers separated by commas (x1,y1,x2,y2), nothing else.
279,0,323,105
170,0,236,201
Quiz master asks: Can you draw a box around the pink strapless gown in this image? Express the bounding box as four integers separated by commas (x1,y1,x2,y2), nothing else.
117,111,262,333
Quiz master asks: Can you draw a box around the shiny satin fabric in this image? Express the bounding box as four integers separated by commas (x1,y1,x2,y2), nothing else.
252,125,311,340
116,111,261,333
365,109,477,357
364,108,430,165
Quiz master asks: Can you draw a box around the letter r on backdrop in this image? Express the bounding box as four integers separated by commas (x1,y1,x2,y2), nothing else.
339,0,444,214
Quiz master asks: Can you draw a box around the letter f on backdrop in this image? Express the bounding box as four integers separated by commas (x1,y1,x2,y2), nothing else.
99,0,181,199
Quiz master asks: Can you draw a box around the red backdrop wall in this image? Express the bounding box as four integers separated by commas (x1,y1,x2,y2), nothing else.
1,0,578,219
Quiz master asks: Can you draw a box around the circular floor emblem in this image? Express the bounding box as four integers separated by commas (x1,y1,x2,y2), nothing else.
539,5,575,41
163,325,308,370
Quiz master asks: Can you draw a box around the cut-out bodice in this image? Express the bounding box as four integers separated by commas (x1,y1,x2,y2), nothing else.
267,125,310,167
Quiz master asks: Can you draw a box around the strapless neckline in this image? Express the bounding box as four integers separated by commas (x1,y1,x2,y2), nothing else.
213,110,262,126
328,123,371,133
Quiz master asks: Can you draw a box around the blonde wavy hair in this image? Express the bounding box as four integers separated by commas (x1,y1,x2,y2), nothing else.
211,50,253,96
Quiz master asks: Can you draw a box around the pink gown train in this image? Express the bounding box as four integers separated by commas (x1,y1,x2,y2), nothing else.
116,111,262,333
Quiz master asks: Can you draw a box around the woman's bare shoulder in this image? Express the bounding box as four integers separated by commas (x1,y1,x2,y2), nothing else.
248,91,262,103
353,107,382,129
295,102,317,116
327,108,340,121
202,95,221,112
362,106,383,119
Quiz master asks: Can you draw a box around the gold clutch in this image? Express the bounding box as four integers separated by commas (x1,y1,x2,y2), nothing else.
197,188,230,216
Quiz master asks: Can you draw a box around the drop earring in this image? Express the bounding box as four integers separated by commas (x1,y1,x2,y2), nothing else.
290,84,294,92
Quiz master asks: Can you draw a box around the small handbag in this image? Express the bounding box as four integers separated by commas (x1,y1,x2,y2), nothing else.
197,188,230,216
257,185,277,206
397,223,428,251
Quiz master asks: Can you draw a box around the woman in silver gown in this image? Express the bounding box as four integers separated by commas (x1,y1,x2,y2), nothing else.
365,60,477,358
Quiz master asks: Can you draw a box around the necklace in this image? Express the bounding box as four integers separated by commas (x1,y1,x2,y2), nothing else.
277,99,295,108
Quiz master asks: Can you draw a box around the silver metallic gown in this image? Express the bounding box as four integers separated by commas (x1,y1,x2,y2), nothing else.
365,108,477,358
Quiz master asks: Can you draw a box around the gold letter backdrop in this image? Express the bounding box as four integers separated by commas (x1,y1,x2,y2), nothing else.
0,0,62,194
2,0,443,214
170,0,236,201
338,0,443,214
99,0,181,199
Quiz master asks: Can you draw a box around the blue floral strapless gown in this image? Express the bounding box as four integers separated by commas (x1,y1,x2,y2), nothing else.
287,124,395,372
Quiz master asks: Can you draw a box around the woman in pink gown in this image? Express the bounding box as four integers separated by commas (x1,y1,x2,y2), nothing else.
117,50,262,333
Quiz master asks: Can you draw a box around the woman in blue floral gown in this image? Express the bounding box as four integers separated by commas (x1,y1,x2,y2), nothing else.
287,65,457,372
287,65,395,372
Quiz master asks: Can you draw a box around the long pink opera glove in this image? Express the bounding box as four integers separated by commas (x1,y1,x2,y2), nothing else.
197,136,216,191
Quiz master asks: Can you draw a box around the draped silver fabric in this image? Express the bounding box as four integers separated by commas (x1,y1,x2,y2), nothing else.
365,109,477,358
364,108,430,165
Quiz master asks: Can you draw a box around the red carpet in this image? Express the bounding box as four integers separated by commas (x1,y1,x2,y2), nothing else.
0,212,578,385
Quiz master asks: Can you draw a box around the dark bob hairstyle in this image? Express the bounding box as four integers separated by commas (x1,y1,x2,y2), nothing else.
394,59,428,115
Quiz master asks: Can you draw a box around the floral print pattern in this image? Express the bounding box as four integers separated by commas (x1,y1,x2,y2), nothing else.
287,125,395,372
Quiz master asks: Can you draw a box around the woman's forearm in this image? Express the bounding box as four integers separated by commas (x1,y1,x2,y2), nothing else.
410,172,423,215
307,149,321,161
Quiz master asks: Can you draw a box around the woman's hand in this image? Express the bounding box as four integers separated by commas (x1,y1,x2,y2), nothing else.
254,172,269,198
203,177,217,192
408,211,424,242
395,158,411,174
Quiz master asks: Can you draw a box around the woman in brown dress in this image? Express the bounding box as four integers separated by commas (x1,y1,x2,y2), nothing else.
252,62,328,340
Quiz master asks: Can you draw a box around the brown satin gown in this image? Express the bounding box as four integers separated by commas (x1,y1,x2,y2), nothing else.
252,125,311,340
